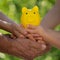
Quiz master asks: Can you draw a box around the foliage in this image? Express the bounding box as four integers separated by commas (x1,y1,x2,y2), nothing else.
0,0,60,60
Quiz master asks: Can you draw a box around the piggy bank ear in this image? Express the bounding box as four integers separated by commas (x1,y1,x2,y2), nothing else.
22,7,27,13
32,6,38,12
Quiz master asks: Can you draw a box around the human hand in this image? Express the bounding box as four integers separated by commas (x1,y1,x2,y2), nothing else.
26,25,47,41
0,34,51,60
26,25,51,53
0,12,27,38
10,24,27,38
0,20,27,38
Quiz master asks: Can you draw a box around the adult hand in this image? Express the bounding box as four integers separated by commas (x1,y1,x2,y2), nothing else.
0,20,27,38
0,34,51,60
0,12,27,38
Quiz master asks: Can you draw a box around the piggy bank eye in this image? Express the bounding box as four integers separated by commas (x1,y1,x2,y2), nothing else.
26,12,28,15
33,12,36,14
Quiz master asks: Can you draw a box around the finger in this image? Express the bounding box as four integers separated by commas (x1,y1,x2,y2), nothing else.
26,34,35,41
20,24,24,28
19,24,27,34
34,37,43,40
19,24,28,35
32,36,45,43
20,34,25,38
38,40,45,44
27,29,37,34
32,34,41,37
41,44,46,50
10,34,16,39
14,30,25,38
27,24,36,29
12,23,27,35
34,37,43,42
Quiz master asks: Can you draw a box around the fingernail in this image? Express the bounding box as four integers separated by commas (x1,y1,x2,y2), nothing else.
42,45,46,50
24,32,27,35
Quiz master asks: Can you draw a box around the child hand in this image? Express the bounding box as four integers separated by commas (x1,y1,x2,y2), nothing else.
26,25,46,43
26,25,51,51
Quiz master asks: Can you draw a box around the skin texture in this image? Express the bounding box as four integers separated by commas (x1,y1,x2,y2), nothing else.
0,12,27,38
0,34,51,60
0,11,51,60
27,0,60,49
1,0,60,59
40,0,60,49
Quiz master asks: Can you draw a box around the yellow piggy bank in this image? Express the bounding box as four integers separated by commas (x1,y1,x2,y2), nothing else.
21,6,41,28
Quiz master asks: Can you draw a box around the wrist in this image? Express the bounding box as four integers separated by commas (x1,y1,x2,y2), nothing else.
38,26,50,42
41,28,53,45
38,26,47,37
0,34,12,53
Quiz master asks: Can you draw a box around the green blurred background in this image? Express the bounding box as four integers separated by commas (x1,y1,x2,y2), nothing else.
0,0,60,60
